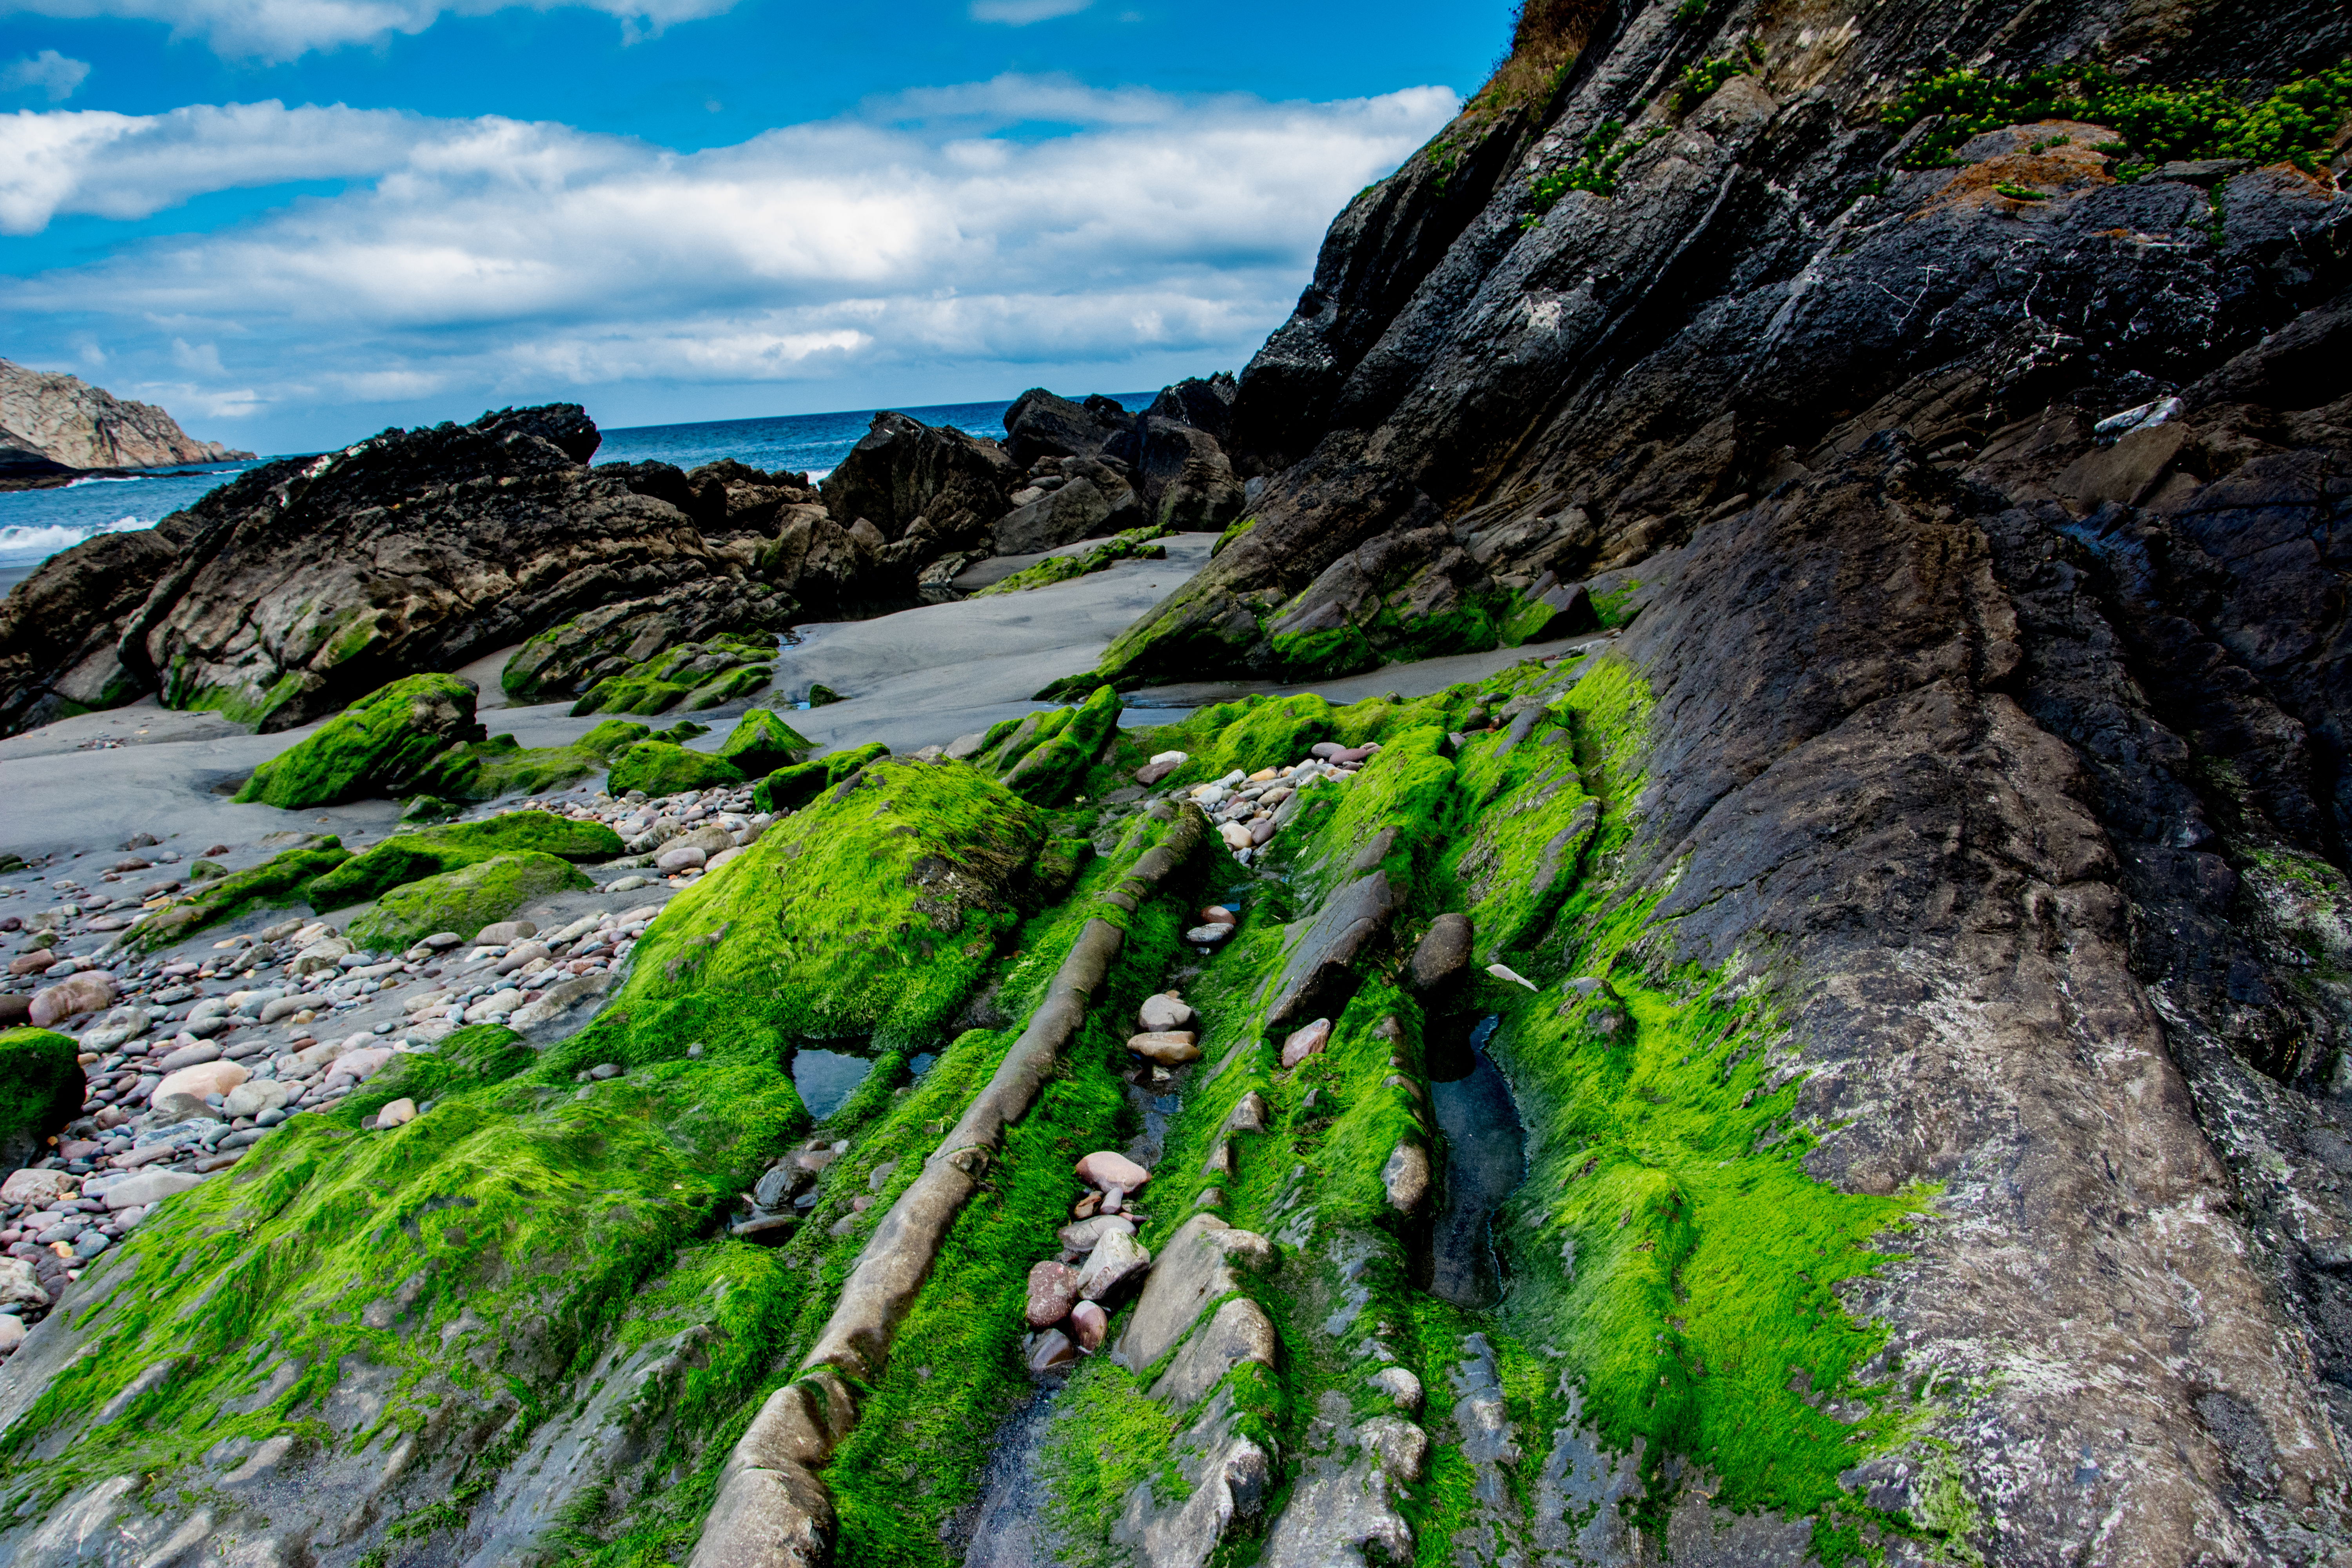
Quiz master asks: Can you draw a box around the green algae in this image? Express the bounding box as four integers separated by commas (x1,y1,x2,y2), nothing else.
715,709,813,776
971,527,1170,597
129,837,352,953
234,674,484,809
1,1026,808,1526
996,685,1122,806
571,635,776,718
347,851,591,950
603,741,746,799
410,726,646,804
751,742,890,813
306,813,622,911
0,1029,85,1165
564,758,1045,1071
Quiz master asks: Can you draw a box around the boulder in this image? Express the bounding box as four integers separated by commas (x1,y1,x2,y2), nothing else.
1266,871,1397,1028
1145,374,1238,443
347,852,591,951
1002,389,1138,468
716,709,813,777
990,457,1144,555
1408,913,1474,994
1149,1296,1278,1409
1279,1018,1332,1071
606,741,746,799
500,579,798,705
29,971,113,1028
1114,1214,1275,1372
236,674,488,809
306,812,621,910
1140,418,1247,532
819,410,1017,563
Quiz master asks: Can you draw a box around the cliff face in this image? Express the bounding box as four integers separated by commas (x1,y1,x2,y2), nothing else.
0,358,252,471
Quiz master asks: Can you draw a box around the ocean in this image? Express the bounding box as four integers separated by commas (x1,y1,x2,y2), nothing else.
0,392,1154,575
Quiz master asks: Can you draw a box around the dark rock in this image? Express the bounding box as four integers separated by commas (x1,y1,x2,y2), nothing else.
1146,373,1239,443
819,411,1017,568
1267,870,1397,1027
991,457,1143,554
500,580,799,705
1407,913,1473,994
1139,419,1247,533
1003,389,1138,468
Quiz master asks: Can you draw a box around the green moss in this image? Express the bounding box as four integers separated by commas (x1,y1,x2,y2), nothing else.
1440,717,1595,958
1210,515,1257,558
807,684,844,707
998,686,1122,806
572,675,693,717
750,742,890,813
715,710,813,776
1881,58,2352,176
1040,1358,1181,1557
684,664,772,710
578,720,654,757
603,742,746,799
973,527,1170,597
347,851,592,950
571,637,777,719
307,813,622,911
235,675,483,809
129,838,352,953
1590,579,1643,628
0,1029,85,1162
566,758,1045,1069
0,1032,807,1528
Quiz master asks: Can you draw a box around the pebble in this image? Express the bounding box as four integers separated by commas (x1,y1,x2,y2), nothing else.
1026,1329,1076,1375
1217,822,1254,852
1025,1259,1083,1328
1184,924,1234,947
375,1098,418,1128
1056,1214,1136,1252
1068,1300,1109,1353
475,920,536,945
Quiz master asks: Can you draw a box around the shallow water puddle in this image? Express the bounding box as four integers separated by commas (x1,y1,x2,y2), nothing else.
1427,1013,1528,1308
792,1048,873,1118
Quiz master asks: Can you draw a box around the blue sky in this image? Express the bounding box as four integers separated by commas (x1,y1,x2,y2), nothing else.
1,0,1508,454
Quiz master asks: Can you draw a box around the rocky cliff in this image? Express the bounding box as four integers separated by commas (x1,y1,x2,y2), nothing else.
0,359,251,472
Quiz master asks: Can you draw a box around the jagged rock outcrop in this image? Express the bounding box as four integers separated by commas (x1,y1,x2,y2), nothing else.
0,408,830,736
1074,2,2352,690
0,357,250,470
819,410,1018,573
1002,387,1142,468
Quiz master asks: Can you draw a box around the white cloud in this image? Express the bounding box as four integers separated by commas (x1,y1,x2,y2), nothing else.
970,0,1090,23
1,50,91,101
0,0,737,62
1,76,1457,441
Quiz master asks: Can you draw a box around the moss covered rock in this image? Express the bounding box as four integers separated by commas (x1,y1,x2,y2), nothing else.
234,674,487,809
570,633,776,718
307,813,623,911
0,1028,85,1171
348,851,592,950
129,836,351,953
976,684,1121,806
579,719,654,755
751,741,887,813
605,741,746,799
716,709,813,776
571,757,1044,1067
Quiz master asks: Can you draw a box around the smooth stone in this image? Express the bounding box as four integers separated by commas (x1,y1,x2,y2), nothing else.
1409,913,1474,993
475,920,537,945
30,971,114,1028
1068,1300,1109,1354
1280,1018,1333,1071
421,932,464,949
0,1171,73,1207
222,1079,293,1118
1025,1259,1083,1328
656,846,708,873
1076,1150,1149,1190
1056,1214,1136,1252
1369,1365,1424,1414
1126,1031,1201,1066
376,1098,418,1128
1184,923,1234,946
1149,1296,1277,1409
154,1058,249,1106
100,1169,204,1211
1217,822,1254,852
157,1041,223,1072
1027,1329,1077,1376
1138,993,1198,1033
1075,1229,1152,1303
1112,1214,1277,1373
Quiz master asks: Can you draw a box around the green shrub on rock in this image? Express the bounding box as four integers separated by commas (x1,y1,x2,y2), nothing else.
234,674,486,809
0,1028,85,1170
347,851,591,950
565,757,1045,1069
750,742,888,813
307,813,623,911
716,709,813,776
605,740,745,799
129,836,352,952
